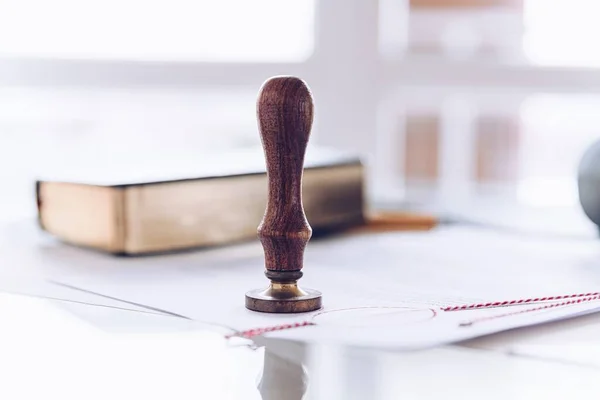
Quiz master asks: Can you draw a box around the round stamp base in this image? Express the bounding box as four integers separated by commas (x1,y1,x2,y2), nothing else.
245,287,322,313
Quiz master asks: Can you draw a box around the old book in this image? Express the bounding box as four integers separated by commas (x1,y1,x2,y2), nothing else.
35,147,365,255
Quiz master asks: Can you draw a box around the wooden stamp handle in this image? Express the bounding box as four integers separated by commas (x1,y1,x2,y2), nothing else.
246,76,322,313
256,76,314,275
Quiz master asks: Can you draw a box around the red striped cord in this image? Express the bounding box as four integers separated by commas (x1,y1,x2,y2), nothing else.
441,292,600,312
225,320,316,339
225,292,600,339
459,294,600,327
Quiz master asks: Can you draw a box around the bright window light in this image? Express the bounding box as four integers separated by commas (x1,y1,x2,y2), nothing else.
517,95,600,207
0,0,315,62
524,0,600,67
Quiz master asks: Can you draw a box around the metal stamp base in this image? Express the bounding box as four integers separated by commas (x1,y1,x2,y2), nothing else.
245,282,322,313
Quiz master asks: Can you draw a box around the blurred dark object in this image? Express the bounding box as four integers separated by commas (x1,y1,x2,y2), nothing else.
578,139,600,232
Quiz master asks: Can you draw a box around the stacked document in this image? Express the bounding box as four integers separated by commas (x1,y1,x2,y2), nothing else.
5,220,600,350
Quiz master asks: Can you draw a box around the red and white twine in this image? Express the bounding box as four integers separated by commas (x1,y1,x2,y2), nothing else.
225,320,315,340
442,292,600,312
458,294,600,327
227,292,600,339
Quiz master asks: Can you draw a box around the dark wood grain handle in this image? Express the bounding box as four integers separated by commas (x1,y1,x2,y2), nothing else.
256,76,314,275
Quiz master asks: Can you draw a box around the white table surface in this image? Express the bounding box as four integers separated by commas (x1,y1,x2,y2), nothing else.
1,291,599,400
2,212,600,399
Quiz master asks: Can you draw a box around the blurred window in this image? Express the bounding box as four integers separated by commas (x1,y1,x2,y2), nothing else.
0,0,315,62
524,0,600,67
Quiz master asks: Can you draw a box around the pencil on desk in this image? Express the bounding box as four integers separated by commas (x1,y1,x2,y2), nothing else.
350,211,438,233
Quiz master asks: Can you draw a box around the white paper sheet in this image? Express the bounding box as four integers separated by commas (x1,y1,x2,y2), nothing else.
461,310,600,368
0,278,175,317
9,219,600,349
0,220,174,316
